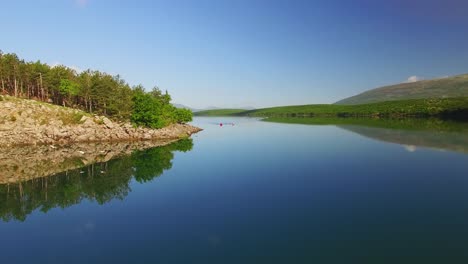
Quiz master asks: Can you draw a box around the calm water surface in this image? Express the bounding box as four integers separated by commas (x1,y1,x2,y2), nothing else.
1,117,468,263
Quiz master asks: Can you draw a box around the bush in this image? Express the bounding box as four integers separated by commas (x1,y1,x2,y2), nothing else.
130,89,193,128
59,112,84,125
131,91,163,128
174,108,193,123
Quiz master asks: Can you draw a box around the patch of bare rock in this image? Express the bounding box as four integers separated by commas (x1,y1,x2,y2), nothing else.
0,95,202,146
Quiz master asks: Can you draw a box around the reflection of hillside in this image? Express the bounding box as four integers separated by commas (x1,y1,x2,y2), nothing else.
0,139,193,222
265,117,468,133
339,125,468,154
263,117,468,154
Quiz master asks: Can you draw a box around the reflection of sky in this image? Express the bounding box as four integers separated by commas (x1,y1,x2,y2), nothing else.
75,221,96,238
1,117,468,263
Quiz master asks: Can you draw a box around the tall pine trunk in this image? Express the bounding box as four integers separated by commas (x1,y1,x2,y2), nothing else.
14,78,17,97
40,73,44,101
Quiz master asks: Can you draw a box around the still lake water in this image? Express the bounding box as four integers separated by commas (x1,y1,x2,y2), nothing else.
1,117,468,263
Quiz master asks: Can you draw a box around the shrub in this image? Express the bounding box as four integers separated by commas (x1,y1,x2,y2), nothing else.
130,89,193,128
131,90,164,128
60,112,83,125
174,108,193,123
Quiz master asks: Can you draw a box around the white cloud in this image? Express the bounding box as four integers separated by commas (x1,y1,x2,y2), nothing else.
69,65,83,73
406,76,421,83
50,62,83,73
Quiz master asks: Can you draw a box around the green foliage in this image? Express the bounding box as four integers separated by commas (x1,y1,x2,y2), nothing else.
131,88,193,128
194,109,248,116
131,89,164,128
0,51,187,127
174,108,193,123
59,79,80,97
202,97,468,119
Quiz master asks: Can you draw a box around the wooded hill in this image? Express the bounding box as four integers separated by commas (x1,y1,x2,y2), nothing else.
0,50,191,128
195,73,468,120
195,97,468,120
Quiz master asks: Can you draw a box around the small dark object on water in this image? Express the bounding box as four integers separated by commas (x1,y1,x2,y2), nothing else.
219,122,234,127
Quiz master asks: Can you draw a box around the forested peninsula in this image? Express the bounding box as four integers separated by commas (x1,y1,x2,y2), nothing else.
0,51,200,146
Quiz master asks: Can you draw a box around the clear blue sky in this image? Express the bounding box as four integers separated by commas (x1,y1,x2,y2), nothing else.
1,0,468,108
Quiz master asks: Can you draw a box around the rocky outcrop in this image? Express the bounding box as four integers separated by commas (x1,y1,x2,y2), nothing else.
0,95,202,146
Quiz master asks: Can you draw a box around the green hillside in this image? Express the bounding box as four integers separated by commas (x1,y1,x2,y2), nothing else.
336,73,468,105
194,109,248,116
194,97,468,119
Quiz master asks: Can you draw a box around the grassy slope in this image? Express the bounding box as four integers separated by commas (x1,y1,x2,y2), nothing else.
193,97,468,118
0,95,92,125
195,74,468,118
204,97,468,119
194,109,248,116
335,73,468,105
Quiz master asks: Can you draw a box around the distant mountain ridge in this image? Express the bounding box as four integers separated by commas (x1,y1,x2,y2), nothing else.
335,73,468,105
172,103,200,112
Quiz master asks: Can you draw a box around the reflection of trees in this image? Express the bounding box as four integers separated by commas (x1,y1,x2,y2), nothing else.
0,139,193,222
132,138,193,182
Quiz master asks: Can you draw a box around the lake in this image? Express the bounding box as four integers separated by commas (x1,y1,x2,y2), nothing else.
1,117,468,263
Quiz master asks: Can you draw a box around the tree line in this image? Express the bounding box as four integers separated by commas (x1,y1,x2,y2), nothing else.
0,50,192,127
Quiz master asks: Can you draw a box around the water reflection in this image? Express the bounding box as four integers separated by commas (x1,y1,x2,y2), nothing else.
264,117,468,154
0,139,193,222
340,125,468,153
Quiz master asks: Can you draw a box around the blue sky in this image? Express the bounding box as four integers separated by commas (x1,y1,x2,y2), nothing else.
1,0,468,108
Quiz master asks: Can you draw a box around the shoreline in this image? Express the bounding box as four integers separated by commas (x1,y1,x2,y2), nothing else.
0,139,190,184
0,95,202,147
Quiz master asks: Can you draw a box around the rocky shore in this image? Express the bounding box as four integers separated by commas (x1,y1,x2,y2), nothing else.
0,95,202,146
